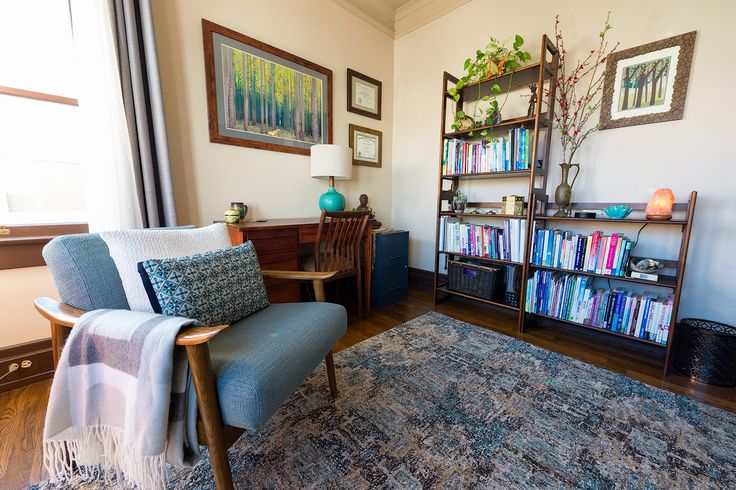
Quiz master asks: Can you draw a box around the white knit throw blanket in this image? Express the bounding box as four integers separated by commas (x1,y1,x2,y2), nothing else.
43,309,202,489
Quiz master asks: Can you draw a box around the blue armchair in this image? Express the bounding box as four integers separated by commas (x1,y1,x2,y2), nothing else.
34,232,347,489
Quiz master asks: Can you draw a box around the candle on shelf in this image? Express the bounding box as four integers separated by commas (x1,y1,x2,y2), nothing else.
645,188,675,220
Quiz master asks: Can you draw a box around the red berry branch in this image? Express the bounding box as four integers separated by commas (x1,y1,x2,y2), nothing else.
552,13,619,164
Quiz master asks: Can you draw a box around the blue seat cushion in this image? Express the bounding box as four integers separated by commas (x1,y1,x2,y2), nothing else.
208,302,347,430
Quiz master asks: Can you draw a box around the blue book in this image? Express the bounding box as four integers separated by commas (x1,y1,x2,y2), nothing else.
639,298,652,338
619,241,633,277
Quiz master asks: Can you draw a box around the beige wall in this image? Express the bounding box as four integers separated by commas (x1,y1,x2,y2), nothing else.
0,267,58,348
151,0,394,227
391,0,736,323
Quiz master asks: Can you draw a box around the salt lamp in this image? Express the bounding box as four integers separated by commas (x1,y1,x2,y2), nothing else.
645,188,675,220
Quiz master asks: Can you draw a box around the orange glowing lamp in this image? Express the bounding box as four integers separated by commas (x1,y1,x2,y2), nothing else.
645,188,675,220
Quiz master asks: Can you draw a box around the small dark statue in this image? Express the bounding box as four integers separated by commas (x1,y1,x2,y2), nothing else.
526,84,538,118
356,194,382,229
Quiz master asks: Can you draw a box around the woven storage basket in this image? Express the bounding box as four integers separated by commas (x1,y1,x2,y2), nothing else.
448,261,501,301
671,318,736,386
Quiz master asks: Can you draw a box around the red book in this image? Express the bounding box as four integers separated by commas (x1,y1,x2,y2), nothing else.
605,234,619,272
588,231,600,272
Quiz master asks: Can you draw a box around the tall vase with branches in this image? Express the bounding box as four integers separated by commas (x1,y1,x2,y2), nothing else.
551,13,619,216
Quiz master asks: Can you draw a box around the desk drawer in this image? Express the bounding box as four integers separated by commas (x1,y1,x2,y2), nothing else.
246,231,298,254
299,224,319,244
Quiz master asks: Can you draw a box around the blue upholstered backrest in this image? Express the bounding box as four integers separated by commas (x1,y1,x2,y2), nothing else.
43,233,130,311
43,226,197,311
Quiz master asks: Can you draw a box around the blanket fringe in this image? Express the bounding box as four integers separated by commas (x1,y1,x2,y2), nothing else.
44,425,167,490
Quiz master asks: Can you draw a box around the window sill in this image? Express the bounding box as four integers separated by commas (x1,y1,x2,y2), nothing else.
0,223,88,270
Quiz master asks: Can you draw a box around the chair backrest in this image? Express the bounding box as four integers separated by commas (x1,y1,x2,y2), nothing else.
313,210,370,274
43,233,130,311
42,226,197,311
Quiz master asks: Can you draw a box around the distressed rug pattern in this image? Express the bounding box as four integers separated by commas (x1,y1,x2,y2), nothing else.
32,312,735,489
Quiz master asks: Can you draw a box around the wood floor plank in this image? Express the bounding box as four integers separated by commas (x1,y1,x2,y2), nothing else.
2,287,733,487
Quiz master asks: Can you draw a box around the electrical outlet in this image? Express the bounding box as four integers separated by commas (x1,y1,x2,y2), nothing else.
0,226,10,236
8,363,19,372
21,360,32,369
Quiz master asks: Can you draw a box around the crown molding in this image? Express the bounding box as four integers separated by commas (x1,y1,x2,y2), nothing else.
394,0,470,38
328,0,469,39
328,0,395,38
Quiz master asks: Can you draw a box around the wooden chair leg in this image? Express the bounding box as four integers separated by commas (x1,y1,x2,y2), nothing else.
325,350,338,397
186,343,234,490
356,268,363,317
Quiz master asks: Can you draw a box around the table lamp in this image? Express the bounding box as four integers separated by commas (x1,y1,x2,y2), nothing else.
310,144,352,211
645,188,675,220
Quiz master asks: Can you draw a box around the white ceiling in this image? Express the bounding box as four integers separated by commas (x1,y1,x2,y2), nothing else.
329,0,470,39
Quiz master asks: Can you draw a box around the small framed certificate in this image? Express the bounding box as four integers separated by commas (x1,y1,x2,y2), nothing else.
347,69,382,120
349,124,382,168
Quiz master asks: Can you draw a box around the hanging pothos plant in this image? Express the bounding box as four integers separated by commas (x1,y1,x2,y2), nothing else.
447,35,532,142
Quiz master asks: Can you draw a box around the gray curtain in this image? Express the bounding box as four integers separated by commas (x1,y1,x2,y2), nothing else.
111,0,177,228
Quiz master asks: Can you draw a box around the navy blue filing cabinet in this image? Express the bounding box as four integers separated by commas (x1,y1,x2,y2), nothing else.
371,230,409,308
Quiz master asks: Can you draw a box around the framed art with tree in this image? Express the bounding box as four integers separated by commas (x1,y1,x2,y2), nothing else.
599,31,696,129
202,20,333,155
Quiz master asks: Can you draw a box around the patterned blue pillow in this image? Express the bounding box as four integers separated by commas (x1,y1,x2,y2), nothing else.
138,242,269,326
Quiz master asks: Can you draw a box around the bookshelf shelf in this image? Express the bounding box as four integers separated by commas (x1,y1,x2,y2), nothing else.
528,263,678,289
438,250,522,267
530,312,668,348
440,212,527,219
533,215,688,226
458,61,556,96
436,287,519,312
444,115,550,139
441,169,535,180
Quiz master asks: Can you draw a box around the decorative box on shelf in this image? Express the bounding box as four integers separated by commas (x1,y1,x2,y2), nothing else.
372,230,409,308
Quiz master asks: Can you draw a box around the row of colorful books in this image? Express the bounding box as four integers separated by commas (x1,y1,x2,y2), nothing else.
532,229,633,277
525,270,672,344
438,217,527,263
442,128,532,175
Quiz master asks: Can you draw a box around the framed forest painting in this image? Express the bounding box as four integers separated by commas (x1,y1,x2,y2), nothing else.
600,31,696,129
202,20,333,155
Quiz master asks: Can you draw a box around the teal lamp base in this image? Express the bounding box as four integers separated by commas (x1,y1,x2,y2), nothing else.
319,186,346,211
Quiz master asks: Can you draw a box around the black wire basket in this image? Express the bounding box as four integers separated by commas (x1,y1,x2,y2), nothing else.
671,318,736,386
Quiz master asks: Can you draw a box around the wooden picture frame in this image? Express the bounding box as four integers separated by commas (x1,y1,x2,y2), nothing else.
349,124,382,168
600,31,696,129
202,19,333,155
347,69,382,120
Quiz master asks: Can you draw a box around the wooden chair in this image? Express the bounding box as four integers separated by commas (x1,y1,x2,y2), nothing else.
304,210,370,315
35,230,347,490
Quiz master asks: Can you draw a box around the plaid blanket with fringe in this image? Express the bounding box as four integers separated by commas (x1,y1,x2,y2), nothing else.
43,309,202,489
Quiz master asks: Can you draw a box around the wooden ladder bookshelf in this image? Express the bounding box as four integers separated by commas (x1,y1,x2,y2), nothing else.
523,192,698,376
433,35,559,323
433,34,698,377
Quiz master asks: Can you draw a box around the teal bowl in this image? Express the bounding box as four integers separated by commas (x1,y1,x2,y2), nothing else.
603,205,633,219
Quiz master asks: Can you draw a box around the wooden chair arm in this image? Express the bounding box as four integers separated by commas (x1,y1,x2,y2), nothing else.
34,296,227,346
34,297,84,327
175,325,229,345
260,270,336,281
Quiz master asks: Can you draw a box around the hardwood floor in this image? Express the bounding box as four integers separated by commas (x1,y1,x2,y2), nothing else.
1,287,733,489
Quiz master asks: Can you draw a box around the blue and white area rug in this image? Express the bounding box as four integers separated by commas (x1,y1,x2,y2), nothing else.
32,312,735,489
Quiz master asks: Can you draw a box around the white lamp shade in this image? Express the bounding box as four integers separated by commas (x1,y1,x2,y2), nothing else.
310,144,352,180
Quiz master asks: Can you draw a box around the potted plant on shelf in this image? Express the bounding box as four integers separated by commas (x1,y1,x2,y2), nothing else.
452,189,467,212
447,36,532,142
551,13,619,216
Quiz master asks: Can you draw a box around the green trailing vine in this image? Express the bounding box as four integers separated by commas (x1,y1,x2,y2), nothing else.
447,35,532,142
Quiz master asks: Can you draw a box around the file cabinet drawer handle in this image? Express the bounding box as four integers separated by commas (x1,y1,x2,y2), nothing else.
388,286,402,292
389,255,402,259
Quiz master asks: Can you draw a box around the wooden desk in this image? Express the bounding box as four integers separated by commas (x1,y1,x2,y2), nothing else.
227,218,372,310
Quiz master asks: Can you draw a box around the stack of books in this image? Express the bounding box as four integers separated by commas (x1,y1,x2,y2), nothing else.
438,217,526,263
532,229,633,277
442,128,532,175
525,270,673,344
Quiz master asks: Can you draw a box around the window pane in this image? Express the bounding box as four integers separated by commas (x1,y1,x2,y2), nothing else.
0,0,76,97
0,95,86,225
